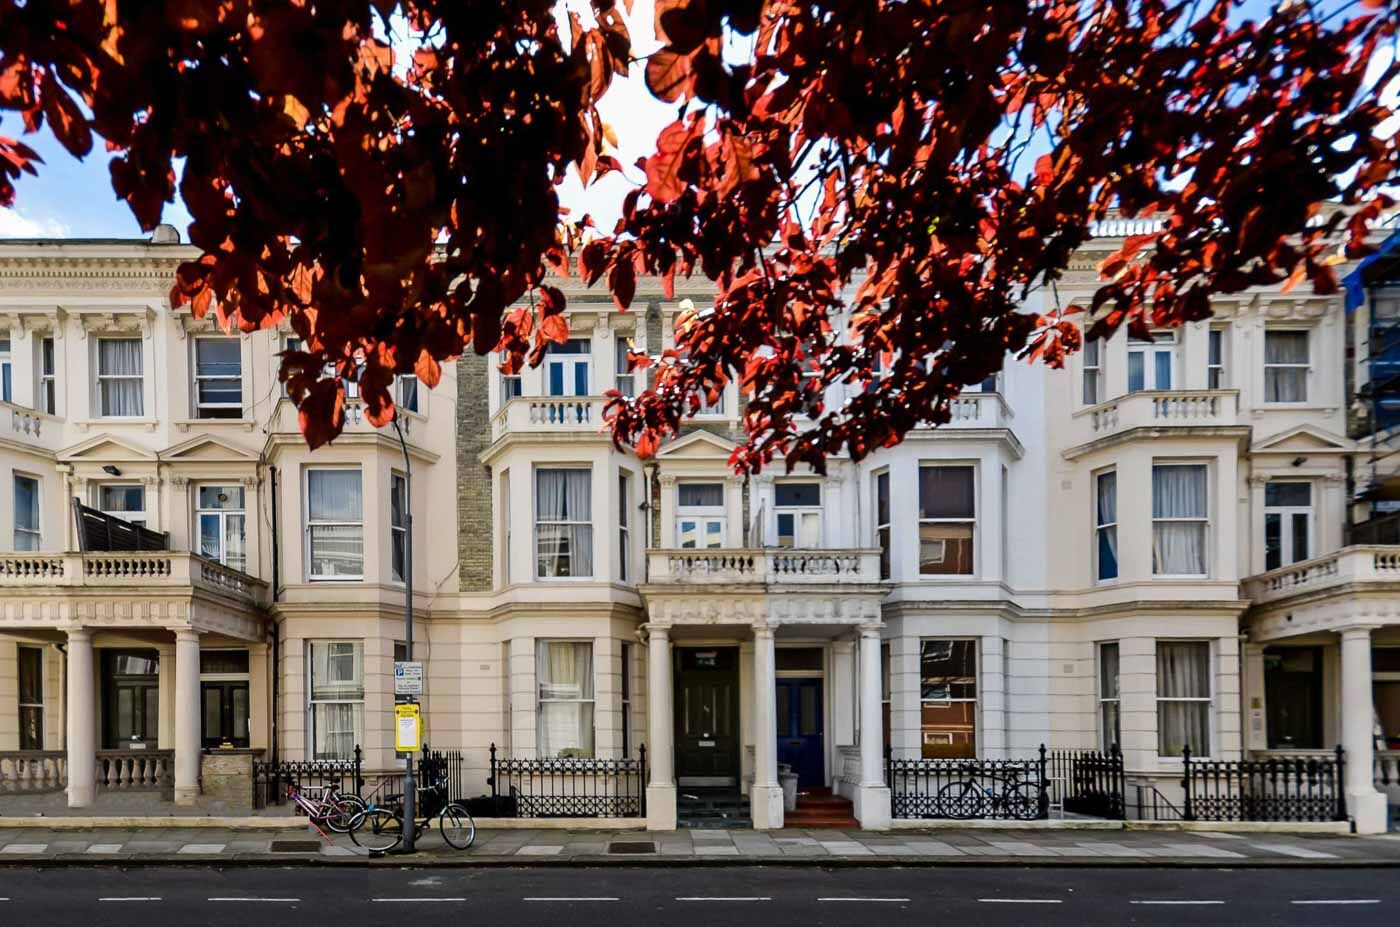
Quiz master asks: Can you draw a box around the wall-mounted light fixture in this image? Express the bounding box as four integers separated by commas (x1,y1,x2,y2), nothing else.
101,465,122,477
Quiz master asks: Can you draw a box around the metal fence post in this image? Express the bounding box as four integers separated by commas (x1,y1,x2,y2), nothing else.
1334,744,1348,822
353,744,363,798
1037,744,1049,820
639,743,647,818
1112,743,1126,820
488,742,498,802
1181,744,1195,821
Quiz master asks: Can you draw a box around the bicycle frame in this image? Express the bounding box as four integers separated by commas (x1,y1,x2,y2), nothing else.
287,784,337,845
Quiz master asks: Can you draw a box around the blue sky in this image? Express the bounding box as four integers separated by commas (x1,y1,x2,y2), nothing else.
0,0,1386,240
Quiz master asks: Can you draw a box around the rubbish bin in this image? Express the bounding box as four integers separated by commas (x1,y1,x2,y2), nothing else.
778,764,799,812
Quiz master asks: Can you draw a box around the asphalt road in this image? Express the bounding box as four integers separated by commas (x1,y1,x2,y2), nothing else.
1,865,1397,926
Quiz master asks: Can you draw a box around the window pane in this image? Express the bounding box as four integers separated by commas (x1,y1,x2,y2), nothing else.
310,524,364,577
199,513,221,559
920,640,976,700
1264,482,1311,507
1291,512,1309,563
921,701,976,758
1265,330,1309,364
1158,702,1210,757
308,470,362,521
1157,642,1209,698
18,646,42,704
1127,352,1145,393
196,338,241,375
777,512,794,547
310,641,364,699
536,469,592,521
919,522,973,574
200,650,249,674
918,466,974,519
1099,643,1119,699
775,483,820,507
1154,350,1172,390
875,472,890,526
678,483,724,507
1152,465,1207,518
198,486,244,510
99,485,145,513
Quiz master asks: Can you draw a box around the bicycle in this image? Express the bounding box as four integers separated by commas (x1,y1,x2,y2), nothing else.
287,782,365,839
349,775,475,852
933,762,1042,821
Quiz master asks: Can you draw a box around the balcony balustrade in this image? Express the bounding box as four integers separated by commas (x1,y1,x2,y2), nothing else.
0,551,267,606
1242,545,1400,606
492,396,606,439
3,401,61,452
1069,389,1240,450
646,547,882,585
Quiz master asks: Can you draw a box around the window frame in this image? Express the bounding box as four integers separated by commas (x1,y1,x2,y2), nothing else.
917,464,977,577
194,484,247,572
874,470,891,580
1206,326,1228,389
18,644,43,750
0,335,11,404
918,638,978,759
1150,462,1210,577
1082,338,1104,405
306,640,365,760
615,338,636,398
95,336,145,418
1263,327,1311,404
675,480,726,549
390,471,409,584
1264,480,1313,571
1127,329,1178,393
536,639,596,759
618,471,631,583
305,467,364,582
1155,640,1214,759
95,483,147,527
1094,469,1118,583
774,481,822,549
13,473,41,551
534,466,594,579
1097,641,1120,753
546,338,592,397
192,335,244,419
396,374,420,414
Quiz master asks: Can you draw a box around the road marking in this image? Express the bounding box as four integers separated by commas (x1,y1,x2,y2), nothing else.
524,897,619,902
372,898,468,903
977,899,1062,904
676,897,772,902
1130,900,1225,906
1291,900,1380,905
819,898,910,903
100,898,162,903
207,897,301,903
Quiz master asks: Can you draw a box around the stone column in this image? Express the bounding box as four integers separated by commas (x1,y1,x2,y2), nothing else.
750,624,784,829
857,624,891,829
174,629,203,805
64,628,96,809
645,624,677,830
1340,626,1386,834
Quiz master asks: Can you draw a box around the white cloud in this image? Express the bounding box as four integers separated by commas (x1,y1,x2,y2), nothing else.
0,208,70,239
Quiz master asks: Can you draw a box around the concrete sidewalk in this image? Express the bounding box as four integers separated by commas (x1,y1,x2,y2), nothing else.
1,824,1398,867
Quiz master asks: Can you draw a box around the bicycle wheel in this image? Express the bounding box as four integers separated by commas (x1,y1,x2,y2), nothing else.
1002,782,1043,821
439,804,476,849
326,795,367,834
935,780,988,820
349,808,403,852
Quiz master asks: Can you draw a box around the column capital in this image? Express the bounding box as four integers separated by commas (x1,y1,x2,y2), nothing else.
752,624,776,640
859,622,883,639
174,628,203,644
1339,625,1379,639
65,627,92,644
642,622,671,641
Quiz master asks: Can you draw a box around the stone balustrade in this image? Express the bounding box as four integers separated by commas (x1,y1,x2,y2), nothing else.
1242,545,1400,605
1069,389,1240,451
4,402,59,451
0,751,67,793
646,548,883,585
492,396,606,439
97,749,174,792
0,551,267,605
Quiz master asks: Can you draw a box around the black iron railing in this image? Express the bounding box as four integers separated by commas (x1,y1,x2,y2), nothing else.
418,744,466,803
1047,745,1126,819
1178,745,1347,822
486,743,646,818
253,746,364,809
1132,781,1189,821
886,746,1049,820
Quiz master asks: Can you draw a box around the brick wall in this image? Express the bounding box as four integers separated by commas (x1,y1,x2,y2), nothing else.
456,351,494,590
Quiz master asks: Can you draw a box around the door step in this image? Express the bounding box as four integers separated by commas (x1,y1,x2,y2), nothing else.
678,790,751,830
785,790,858,829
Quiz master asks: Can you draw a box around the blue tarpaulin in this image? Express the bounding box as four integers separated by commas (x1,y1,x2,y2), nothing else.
1344,227,1400,313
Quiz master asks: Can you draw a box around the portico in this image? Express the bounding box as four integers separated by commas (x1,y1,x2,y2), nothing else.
641,548,890,830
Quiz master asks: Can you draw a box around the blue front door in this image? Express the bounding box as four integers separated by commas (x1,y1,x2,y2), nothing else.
775,679,824,787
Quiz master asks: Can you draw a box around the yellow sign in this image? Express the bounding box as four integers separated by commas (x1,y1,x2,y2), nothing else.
394,702,421,753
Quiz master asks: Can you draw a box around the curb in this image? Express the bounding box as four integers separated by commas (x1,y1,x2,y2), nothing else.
0,853,1398,870
0,817,309,830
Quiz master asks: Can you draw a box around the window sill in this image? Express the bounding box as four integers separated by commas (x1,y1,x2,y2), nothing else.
75,417,158,432
175,418,256,432
307,576,364,584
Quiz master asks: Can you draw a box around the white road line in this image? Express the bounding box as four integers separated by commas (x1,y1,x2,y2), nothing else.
676,897,772,902
99,898,162,902
1291,900,1381,905
373,898,468,903
207,897,301,903
523,897,619,902
818,898,910,903
977,899,1062,904
1130,900,1225,906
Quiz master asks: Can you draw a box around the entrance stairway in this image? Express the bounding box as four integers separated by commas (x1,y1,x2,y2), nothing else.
784,786,858,829
677,789,751,829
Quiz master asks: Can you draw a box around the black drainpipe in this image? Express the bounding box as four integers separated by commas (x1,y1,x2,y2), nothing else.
269,466,281,763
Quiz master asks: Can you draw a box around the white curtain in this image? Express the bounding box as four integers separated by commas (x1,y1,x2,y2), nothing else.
1264,331,1308,402
1157,642,1210,756
1096,472,1117,578
1152,465,1206,574
308,471,363,577
99,338,144,416
310,641,364,759
537,641,595,757
536,470,592,577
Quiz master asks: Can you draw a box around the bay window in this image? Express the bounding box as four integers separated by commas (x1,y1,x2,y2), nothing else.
306,469,363,580
536,468,593,577
1264,481,1312,571
308,641,364,759
1098,642,1120,752
1156,641,1212,757
537,640,595,758
196,485,246,572
1151,463,1207,575
1095,470,1118,582
193,337,243,418
1264,329,1309,402
677,482,725,549
775,481,821,548
97,337,144,417
13,474,40,551
917,465,975,575
920,639,977,758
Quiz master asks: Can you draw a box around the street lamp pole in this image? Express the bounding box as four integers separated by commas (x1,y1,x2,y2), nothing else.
391,413,416,853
